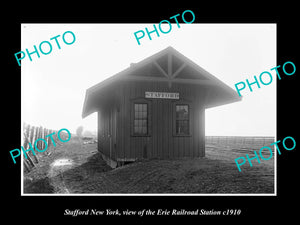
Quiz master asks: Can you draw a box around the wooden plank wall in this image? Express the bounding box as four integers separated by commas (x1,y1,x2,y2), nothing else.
97,86,120,161
98,104,111,159
117,80,206,160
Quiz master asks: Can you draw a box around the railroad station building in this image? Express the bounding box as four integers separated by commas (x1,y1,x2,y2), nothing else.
82,46,241,167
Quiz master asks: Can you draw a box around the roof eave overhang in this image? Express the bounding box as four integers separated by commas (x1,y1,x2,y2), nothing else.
82,46,242,118
82,77,241,118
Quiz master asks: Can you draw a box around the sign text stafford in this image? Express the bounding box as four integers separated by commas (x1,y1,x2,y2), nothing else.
145,92,179,99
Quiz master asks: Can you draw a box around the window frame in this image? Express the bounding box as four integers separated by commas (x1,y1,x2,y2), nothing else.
130,98,152,137
173,100,192,137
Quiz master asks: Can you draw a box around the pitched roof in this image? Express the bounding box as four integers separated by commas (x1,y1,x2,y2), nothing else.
82,46,241,118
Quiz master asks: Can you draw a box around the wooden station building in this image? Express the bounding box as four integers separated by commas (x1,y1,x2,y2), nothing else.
82,47,241,167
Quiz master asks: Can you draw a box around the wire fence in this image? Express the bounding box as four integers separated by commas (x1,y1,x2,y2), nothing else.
22,123,69,173
205,136,275,150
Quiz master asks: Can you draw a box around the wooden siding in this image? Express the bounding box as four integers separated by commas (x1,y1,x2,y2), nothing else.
116,80,206,160
97,84,120,161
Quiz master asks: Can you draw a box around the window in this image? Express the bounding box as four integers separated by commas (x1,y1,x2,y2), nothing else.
133,103,148,135
175,104,189,135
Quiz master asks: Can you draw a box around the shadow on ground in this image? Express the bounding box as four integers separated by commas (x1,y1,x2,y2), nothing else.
24,177,54,193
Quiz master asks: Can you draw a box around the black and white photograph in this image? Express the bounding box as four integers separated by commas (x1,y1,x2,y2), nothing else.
21,24,276,195
4,6,298,224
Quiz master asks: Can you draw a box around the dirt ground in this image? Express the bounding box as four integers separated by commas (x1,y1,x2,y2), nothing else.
23,137,275,194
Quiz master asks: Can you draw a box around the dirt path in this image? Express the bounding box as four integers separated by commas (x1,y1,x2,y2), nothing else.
47,159,74,193
23,138,111,193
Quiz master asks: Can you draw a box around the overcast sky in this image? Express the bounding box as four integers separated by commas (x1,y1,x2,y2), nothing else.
21,23,276,136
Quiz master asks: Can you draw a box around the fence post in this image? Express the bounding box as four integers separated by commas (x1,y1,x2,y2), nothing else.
241,136,244,148
39,126,44,151
29,126,34,146
23,125,56,173
23,160,31,172
23,124,30,149
31,126,39,164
